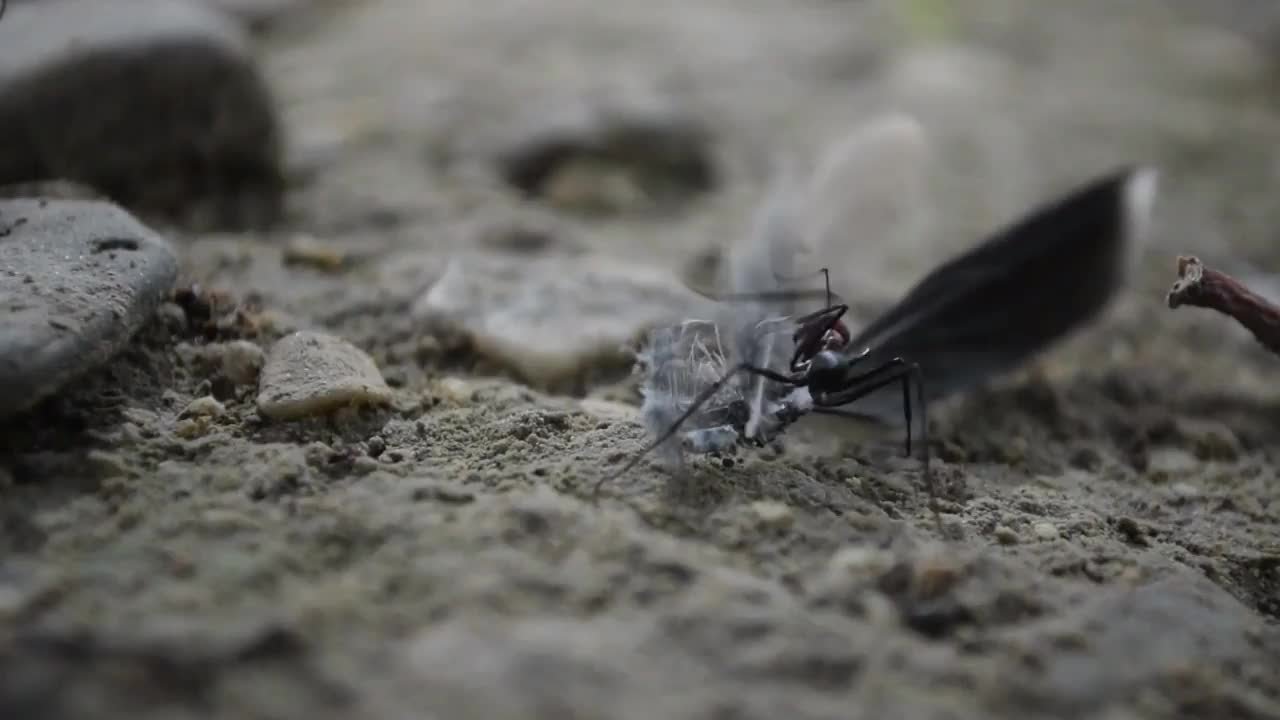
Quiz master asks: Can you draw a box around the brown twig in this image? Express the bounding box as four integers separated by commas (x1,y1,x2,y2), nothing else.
1167,255,1280,356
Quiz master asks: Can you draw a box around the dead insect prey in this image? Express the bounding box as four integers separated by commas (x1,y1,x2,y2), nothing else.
601,114,1159,518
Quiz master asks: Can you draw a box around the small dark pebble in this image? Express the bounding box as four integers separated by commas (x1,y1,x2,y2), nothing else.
411,485,475,504
366,436,386,458
1114,517,1149,546
210,375,238,401
721,457,735,469
1068,446,1103,471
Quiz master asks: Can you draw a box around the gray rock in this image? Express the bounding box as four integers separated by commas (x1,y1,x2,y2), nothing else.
0,0,285,230
256,331,393,421
0,198,179,419
411,252,705,390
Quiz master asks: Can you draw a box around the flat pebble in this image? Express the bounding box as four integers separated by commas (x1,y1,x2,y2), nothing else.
256,330,393,420
749,501,794,529
182,396,227,418
0,0,284,229
0,198,178,419
413,252,704,389
826,546,896,580
220,340,266,386
1033,522,1061,541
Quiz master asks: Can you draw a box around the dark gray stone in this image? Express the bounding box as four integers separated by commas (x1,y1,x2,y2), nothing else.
0,0,285,231
0,199,179,419
487,94,717,217
203,0,319,34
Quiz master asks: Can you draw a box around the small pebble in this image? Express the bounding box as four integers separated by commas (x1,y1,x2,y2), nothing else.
367,436,386,458
174,418,210,439
352,456,381,476
221,340,266,386
183,395,226,418
827,546,896,579
256,331,393,421
1148,448,1197,475
994,525,1019,545
436,377,477,405
0,585,27,619
862,591,899,627
282,234,347,272
1115,517,1149,547
1033,522,1060,541
912,552,962,599
750,501,794,529
86,450,130,478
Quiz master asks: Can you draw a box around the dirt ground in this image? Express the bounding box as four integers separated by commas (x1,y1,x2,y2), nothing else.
2,1,1279,718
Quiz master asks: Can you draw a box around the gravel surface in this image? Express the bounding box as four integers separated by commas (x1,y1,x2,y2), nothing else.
1,1,1278,719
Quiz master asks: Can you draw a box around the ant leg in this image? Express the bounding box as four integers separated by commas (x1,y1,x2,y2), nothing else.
902,364,912,456
816,359,940,530
819,359,926,462
593,362,804,498
909,361,940,532
817,358,915,455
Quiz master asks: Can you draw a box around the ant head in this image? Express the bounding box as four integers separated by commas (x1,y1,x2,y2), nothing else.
792,319,850,353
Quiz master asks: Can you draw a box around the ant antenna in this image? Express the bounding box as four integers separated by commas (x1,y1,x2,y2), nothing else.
769,266,837,309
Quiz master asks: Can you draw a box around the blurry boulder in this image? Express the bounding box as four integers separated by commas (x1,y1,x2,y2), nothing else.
0,0,286,231
0,198,179,420
202,0,319,34
489,93,717,217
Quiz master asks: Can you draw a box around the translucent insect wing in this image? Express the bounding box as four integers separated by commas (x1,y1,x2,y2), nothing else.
713,112,936,435
802,112,934,311
718,161,813,430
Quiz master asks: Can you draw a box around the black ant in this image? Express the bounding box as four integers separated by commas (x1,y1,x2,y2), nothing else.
596,165,1159,531
598,268,934,518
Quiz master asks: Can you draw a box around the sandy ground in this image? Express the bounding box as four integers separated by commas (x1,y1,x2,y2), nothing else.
2,1,1279,718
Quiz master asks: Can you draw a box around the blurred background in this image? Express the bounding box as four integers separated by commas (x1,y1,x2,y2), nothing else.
2,1,1279,719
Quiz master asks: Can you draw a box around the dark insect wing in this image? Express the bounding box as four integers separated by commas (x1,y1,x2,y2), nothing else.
845,166,1158,419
